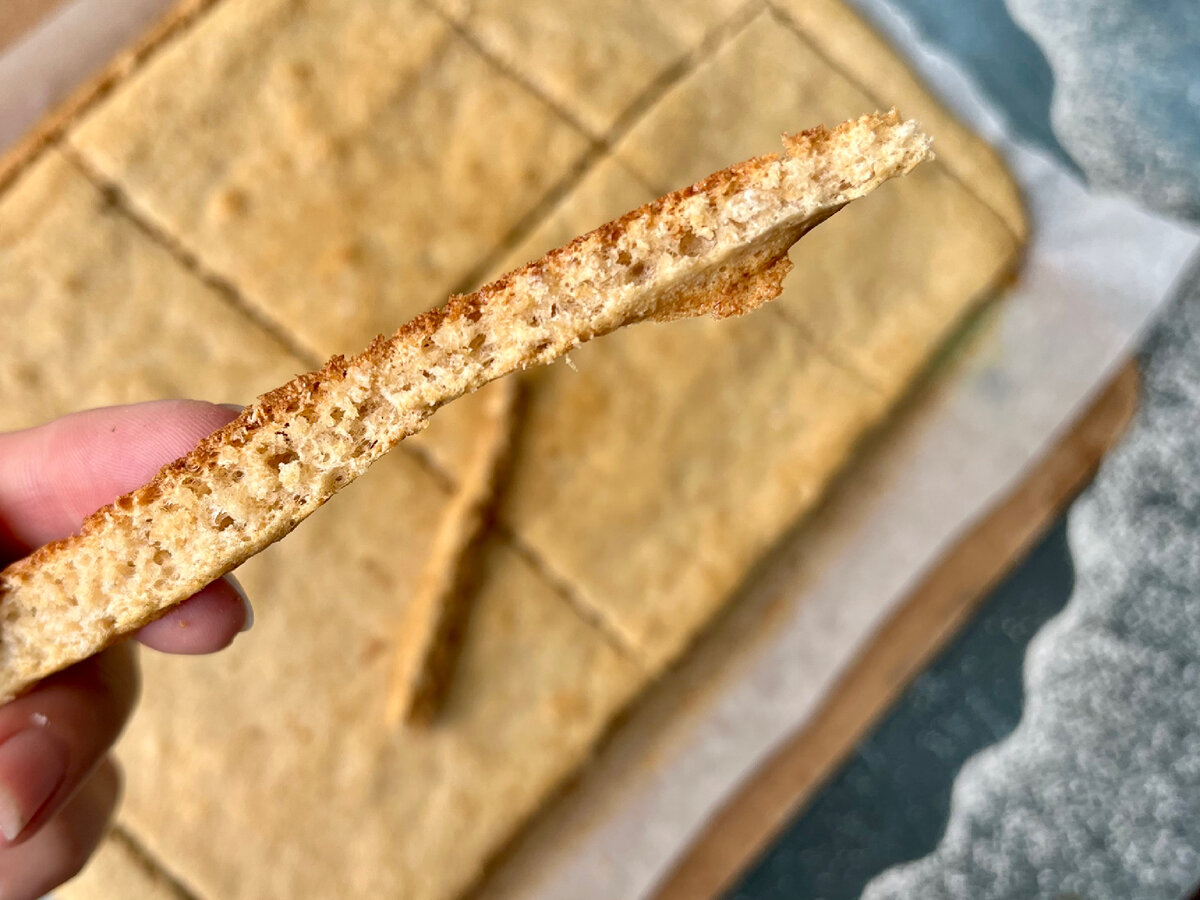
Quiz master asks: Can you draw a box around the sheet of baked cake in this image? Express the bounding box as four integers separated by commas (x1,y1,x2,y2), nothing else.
0,2,1027,898
0,0,1191,897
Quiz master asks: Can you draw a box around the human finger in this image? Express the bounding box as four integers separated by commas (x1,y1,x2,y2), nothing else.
0,400,239,552
136,573,252,653
0,644,137,845
0,756,121,900
0,401,253,655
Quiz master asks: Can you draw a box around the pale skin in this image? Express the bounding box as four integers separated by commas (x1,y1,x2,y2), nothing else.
0,401,251,900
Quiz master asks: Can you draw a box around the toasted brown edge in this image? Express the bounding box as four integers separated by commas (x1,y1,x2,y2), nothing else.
766,0,1028,243
20,113,893,573
1,111,929,699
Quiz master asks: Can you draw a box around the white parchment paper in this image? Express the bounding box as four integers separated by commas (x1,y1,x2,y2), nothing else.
0,0,173,151
3,2,1198,899
479,3,1200,898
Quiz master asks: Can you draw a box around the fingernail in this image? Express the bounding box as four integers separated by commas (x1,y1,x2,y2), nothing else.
224,573,254,633
219,403,245,414
0,725,68,842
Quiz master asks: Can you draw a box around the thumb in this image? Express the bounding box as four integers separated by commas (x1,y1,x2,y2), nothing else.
0,400,239,552
0,401,252,654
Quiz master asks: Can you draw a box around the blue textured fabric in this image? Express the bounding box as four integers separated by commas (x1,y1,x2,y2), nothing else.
1007,0,1200,221
849,0,1079,173
860,257,1200,900
728,521,1075,900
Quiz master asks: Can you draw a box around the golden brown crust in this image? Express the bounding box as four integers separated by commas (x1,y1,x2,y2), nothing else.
0,111,931,702
154,114,883,491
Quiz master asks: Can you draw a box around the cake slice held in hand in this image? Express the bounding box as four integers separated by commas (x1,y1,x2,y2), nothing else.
0,110,931,703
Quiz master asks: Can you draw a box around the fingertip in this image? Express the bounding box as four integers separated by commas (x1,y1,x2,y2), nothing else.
93,755,123,807
226,573,254,633
135,576,250,654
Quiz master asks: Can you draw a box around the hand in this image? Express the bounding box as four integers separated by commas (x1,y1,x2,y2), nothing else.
0,401,253,900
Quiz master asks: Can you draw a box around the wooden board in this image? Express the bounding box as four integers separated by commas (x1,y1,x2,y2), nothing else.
652,361,1140,900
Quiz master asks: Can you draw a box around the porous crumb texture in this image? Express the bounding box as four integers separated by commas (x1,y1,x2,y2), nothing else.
2,2,1028,898
0,112,929,702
